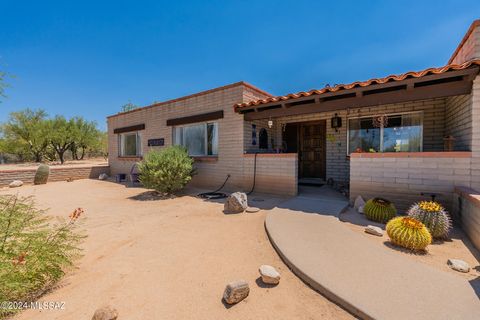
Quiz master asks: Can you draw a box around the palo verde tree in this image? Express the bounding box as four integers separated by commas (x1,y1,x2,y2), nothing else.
47,116,76,164
0,109,50,162
69,117,101,160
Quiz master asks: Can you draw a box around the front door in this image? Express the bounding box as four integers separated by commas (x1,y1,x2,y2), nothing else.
299,121,326,180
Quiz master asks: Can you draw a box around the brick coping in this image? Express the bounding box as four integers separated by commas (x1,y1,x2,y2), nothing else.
243,153,297,158
455,186,480,208
350,151,471,158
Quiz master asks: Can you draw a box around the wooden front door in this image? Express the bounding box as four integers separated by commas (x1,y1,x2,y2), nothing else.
299,121,326,180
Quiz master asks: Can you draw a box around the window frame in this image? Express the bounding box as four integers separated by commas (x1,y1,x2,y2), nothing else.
346,111,423,154
172,121,218,156
118,131,142,157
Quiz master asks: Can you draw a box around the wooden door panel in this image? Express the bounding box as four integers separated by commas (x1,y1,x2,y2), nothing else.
299,121,326,180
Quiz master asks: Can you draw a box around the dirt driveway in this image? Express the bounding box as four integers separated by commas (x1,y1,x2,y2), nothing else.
1,180,351,320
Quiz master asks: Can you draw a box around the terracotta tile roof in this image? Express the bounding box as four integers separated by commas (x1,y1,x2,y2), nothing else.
234,59,480,112
448,19,480,64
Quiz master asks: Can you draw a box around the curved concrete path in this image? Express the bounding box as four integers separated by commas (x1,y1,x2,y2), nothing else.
266,199,480,320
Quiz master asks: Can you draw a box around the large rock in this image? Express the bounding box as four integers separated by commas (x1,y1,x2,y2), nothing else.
365,225,384,237
224,192,248,213
354,195,365,212
91,305,118,320
9,180,23,188
98,173,109,180
223,280,249,304
259,265,281,285
447,259,470,273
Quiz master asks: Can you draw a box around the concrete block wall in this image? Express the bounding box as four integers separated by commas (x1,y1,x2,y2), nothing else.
350,153,472,212
452,187,480,250
450,21,480,65
445,94,472,151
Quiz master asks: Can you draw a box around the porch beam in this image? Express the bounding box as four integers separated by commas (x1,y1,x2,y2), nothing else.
244,79,474,120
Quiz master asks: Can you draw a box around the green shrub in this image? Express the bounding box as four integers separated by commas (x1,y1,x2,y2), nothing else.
33,164,49,185
364,198,397,223
0,196,85,318
138,146,195,195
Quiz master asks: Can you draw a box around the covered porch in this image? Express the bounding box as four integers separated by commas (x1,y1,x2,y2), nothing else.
237,61,480,211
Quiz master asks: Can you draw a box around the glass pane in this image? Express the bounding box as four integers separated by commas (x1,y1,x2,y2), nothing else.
183,124,206,155
383,114,422,152
124,134,137,156
173,127,182,145
348,118,380,153
207,123,218,155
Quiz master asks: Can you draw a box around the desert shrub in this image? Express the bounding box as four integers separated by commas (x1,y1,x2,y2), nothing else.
407,201,451,239
0,196,85,318
363,198,397,223
138,146,195,195
386,216,432,251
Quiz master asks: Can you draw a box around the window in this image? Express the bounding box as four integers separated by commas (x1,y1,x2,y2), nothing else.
348,112,422,154
173,122,218,156
118,132,142,157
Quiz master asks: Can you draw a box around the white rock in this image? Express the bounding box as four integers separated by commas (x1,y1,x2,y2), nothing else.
98,173,109,180
224,192,248,213
91,305,118,320
246,207,260,213
447,259,470,273
223,280,249,304
365,225,384,237
259,265,281,284
9,180,23,188
358,205,364,214
354,195,365,210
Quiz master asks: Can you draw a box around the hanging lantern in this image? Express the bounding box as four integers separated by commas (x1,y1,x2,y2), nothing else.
372,114,388,128
268,118,273,128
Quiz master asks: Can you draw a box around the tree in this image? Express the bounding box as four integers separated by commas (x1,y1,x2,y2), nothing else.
70,117,101,160
1,109,50,162
48,116,76,164
120,102,138,113
0,70,7,103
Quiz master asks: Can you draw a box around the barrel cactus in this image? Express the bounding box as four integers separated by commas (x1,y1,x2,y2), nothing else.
34,164,50,185
407,201,451,239
363,198,397,223
386,217,432,251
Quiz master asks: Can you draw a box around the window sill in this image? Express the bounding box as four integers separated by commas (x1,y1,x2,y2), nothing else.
118,156,143,161
192,156,218,163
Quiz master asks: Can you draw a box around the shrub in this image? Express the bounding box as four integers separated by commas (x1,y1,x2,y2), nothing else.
363,198,397,223
0,196,85,318
138,146,195,195
33,164,49,185
386,217,432,251
407,201,451,239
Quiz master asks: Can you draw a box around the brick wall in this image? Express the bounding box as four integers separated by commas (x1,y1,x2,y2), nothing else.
350,153,472,212
0,165,110,187
445,94,472,151
452,187,480,250
450,22,480,65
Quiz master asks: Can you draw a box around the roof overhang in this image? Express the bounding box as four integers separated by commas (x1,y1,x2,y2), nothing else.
236,61,480,121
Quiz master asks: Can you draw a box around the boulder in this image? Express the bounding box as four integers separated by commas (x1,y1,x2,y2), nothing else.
91,305,118,320
259,265,281,285
354,196,365,211
224,192,248,213
365,225,384,237
223,280,249,304
9,180,23,188
98,173,109,180
358,205,364,214
447,259,470,273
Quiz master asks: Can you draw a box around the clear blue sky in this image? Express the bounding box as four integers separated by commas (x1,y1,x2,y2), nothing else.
1,0,479,130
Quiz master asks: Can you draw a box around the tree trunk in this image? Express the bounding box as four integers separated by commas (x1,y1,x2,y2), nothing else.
58,151,65,164
34,153,42,163
80,148,86,160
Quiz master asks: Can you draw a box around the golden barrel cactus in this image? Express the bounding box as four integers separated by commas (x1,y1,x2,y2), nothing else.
386,217,432,251
363,198,397,223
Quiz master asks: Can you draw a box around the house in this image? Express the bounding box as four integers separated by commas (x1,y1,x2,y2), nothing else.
108,20,480,247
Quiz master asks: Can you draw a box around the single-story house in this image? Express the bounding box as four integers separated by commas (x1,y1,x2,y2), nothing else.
108,20,480,247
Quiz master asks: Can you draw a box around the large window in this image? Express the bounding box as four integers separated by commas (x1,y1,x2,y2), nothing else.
173,122,218,156
348,112,422,154
119,132,142,157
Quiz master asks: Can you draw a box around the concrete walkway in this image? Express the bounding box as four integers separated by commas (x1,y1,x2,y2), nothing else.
266,196,480,320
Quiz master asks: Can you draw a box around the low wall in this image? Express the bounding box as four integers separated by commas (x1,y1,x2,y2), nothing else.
350,152,472,212
243,153,298,196
0,164,110,187
453,187,480,250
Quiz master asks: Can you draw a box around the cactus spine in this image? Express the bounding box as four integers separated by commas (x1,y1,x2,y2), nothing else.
34,164,50,185
386,217,432,250
407,201,451,239
363,198,397,223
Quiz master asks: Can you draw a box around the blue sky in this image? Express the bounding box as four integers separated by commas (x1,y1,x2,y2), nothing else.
1,1,479,130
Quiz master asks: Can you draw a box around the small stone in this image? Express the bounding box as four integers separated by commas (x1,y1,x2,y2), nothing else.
358,205,364,214
91,305,118,320
9,180,23,188
365,225,384,237
66,177,74,182
99,173,109,180
259,265,281,284
223,280,249,304
447,259,470,273
246,207,260,213
224,192,248,213
354,195,365,210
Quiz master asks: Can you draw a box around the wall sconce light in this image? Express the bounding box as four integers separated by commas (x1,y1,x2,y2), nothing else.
331,113,342,132
268,118,273,129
